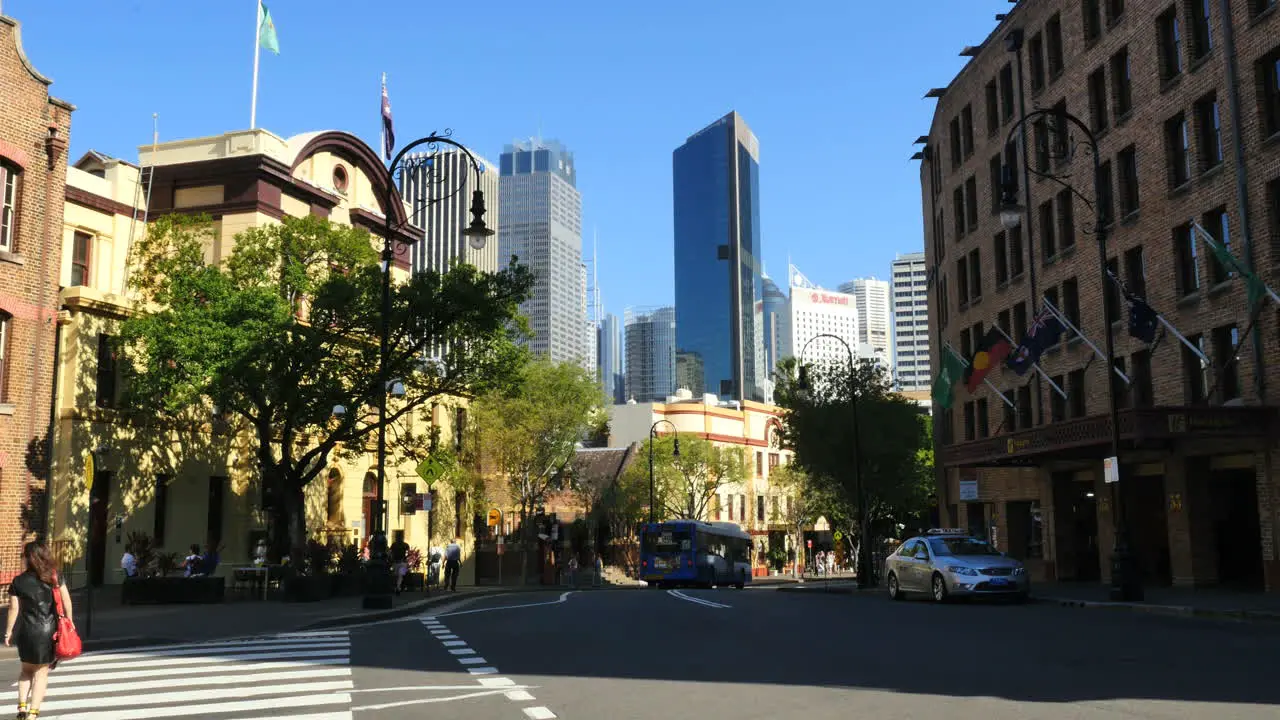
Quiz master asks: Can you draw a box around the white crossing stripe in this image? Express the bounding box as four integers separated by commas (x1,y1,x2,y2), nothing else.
468,667,499,675
45,632,356,720
441,640,467,646
524,707,557,719
507,690,536,701
449,648,476,655
458,657,487,665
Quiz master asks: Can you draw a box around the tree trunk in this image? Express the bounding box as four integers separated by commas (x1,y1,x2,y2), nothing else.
285,483,307,556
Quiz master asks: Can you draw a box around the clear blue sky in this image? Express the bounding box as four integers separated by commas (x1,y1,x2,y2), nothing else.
11,0,1009,318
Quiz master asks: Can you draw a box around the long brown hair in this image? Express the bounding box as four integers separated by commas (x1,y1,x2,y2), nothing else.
23,542,56,586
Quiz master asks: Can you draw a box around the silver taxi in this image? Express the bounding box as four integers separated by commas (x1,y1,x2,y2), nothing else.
886,529,1029,602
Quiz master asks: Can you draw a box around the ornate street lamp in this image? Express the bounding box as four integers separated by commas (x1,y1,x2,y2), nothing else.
647,419,681,524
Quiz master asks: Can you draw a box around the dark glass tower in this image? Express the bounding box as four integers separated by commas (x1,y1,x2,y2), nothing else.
672,111,765,403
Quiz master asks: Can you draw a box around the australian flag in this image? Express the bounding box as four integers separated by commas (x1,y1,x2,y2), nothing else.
1005,308,1065,376
1128,294,1159,343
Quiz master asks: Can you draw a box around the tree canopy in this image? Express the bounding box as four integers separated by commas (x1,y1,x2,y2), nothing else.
622,434,748,522
121,213,533,555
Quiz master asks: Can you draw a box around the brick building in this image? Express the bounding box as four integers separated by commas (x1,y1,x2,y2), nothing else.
920,1,1280,592
0,13,72,588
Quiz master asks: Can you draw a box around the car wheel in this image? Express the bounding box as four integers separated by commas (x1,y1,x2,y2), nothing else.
931,573,949,603
887,572,905,601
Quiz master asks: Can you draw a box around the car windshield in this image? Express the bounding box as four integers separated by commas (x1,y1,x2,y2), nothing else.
928,537,1001,556
643,529,691,554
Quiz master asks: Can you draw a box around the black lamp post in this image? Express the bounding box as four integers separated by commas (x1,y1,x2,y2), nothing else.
648,419,680,523
364,134,493,610
1000,108,1142,603
795,333,871,590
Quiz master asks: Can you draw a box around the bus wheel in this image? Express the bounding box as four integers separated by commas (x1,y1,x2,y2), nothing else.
733,571,745,589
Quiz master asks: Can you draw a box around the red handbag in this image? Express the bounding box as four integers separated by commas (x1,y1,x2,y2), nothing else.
51,573,82,661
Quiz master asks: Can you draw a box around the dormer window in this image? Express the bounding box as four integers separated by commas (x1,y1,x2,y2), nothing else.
333,164,349,195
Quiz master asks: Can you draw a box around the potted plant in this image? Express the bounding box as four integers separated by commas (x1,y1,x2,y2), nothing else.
403,547,425,591
282,540,335,602
332,542,363,596
122,535,225,605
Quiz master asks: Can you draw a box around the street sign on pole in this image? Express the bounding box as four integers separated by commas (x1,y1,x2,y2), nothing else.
1104,456,1119,484
487,508,501,527
415,457,446,484
833,530,843,542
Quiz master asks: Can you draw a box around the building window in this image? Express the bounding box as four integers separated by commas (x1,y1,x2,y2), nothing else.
1195,92,1223,170
963,401,975,441
1046,14,1065,78
1016,384,1033,429
1062,277,1081,330
1203,207,1232,284
1097,160,1115,226
1173,222,1201,296
1008,224,1025,279
1118,145,1140,216
1033,118,1050,172
71,231,92,287
1083,0,1102,44
1039,199,1057,260
0,311,10,403
1029,33,1046,91
756,451,763,477
998,63,1015,123
1088,67,1109,132
956,257,969,305
1184,334,1210,404
977,398,990,438
455,491,467,539
1002,391,1017,432
757,495,766,523
968,248,982,301
1057,189,1076,251
768,453,779,470
989,154,1003,214
1050,375,1067,421
1110,48,1133,119
1213,325,1241,402
1124,245,1147,298
1165,113,1191,188
1067,368,1087,418
1132,350,1154,407
994,231,1009,285
1107,0,1125,23
454,407,466,453
1158,8,1183,82
950,117,963,168
1013,301,1028,343
1111,356,1131,408
1270,179,1280,261
998,309,1011,338
1105,257,1121,325
953,186,966,238
965,176,979,229
1051,100,1069,159
1259,48,1280,139
96,333,118,409
0,163,17,253
1189,0,1212,61
961,105,974,157
1044,287,1061,347
985,80,1000,136
1251,0,1277,18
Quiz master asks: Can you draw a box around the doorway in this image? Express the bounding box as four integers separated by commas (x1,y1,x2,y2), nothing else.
88,469,112,587
1210,468,1264,590
1052,471,1100,582
1121,471,1171,585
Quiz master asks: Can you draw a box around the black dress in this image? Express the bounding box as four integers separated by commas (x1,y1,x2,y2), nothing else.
9,571,58,665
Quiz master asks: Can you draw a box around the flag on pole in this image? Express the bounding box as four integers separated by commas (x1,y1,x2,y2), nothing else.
931,349,966,410
380,74,395,162
258,2,279,54
1193,220,1280,307
964,327,1012,393
1005,308,1065,376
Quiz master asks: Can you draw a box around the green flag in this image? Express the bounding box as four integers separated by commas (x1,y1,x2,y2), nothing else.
931,350,967,410
259,2,279,54
1203,231,1269,307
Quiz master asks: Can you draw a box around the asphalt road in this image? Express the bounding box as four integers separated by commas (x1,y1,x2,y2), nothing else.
38,585,1280,719
338,584,1280,720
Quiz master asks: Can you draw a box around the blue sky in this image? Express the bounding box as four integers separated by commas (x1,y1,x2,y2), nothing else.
11,0,1009,318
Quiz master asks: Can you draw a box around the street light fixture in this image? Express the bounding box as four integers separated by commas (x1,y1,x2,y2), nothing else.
795,333,872,590
648,419,680,524
365,133,492,610
1001,107,1142,602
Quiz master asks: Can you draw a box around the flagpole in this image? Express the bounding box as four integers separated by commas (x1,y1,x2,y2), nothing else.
1041,298,1131,385
1191,220,1280,306
992,324,1067,399
250,0,262,130
944,343,1014,408
1104,271,1211,365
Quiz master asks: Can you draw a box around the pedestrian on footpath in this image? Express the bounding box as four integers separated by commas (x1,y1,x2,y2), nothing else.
4,542,73,720
443,537,462,592
389,533,410,595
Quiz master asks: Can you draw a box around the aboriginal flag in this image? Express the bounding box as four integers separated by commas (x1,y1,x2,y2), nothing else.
964,327,1012,393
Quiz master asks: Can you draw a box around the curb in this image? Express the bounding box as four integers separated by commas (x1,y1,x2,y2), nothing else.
775,583,871,595
1031,595,1280,623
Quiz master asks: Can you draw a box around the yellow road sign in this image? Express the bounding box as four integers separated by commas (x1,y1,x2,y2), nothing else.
487,508,502,527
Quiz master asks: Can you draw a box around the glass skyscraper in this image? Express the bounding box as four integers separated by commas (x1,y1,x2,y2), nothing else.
624,306,676,403
499,139,587,365
672,111,765,403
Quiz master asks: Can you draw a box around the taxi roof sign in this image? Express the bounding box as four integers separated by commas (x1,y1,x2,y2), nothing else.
926,528,968,536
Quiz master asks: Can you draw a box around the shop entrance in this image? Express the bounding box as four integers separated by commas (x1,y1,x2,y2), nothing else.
1209,468,1264,590
1052,471,1100,582
1121,470,1171,586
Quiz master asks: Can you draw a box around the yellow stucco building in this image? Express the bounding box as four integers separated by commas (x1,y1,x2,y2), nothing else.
51,129,481,587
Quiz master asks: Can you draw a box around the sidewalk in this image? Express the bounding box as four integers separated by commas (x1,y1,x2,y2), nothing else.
1030,582,1280,622
0,584,523,657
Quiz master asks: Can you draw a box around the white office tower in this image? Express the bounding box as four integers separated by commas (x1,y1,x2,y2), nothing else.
499,139,586,365
786,284,860,369
402,147,500,275
891,252,930,392
838,277,892,368
625,306,676,402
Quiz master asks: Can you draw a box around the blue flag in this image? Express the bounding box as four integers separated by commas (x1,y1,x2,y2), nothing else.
1005,308,1065,375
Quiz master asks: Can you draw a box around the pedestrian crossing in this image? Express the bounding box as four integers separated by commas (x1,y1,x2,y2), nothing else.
32,631,353,720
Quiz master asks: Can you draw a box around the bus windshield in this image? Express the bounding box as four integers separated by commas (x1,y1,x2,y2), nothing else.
643,528,692,554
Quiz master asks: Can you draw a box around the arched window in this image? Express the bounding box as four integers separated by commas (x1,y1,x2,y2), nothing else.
0,311,11,403
325,468,345,526
0,161,19,252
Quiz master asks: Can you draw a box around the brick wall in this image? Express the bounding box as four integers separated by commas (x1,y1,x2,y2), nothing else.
0,15,72,588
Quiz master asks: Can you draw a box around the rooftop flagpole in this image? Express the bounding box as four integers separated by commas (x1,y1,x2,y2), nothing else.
250,0,262,129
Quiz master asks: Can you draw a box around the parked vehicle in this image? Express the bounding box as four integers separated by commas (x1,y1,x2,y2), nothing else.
885,528,1029,603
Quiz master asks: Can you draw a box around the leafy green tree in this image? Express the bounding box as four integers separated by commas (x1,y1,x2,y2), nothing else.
768,463,835,575
121,213,532,556
774,356,927,565
622,434,748,521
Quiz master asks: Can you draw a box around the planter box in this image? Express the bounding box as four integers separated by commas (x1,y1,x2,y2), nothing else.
403,572,425,591
282,575,333,602
122,576,226,605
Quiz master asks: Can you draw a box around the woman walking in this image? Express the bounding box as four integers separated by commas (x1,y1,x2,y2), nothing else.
4,542,72,720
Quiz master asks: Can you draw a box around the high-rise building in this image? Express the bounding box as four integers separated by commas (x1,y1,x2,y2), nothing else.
891,252,930,392
762,274,789,391
625,306,676,402
786,285,859,370
402,147,500,275
673,111,766,403
839,278,891,367
598,313,624,403
499,139,585,365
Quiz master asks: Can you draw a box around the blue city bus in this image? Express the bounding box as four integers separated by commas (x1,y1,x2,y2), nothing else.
639,520,752,589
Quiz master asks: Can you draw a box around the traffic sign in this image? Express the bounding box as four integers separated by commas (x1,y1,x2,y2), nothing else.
834,530,843,541
487,508,501,527
415,457,446,484
806,539,812,548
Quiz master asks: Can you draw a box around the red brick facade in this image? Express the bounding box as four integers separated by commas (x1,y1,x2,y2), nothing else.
0,15,72,588
922,2,1280,591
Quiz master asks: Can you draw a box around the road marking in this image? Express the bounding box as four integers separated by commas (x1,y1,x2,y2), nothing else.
458,657,488,665
478,678,516,687
66,640,350,664
432,591,575,618
51,692,353,720
667,588,732,609
351,689,513,712
46,667,352,696
523,707,557,719
434,633,458,638
442,640,467,646
449,648,477,655
41,680,354,713
506,690,536,701
468,667,499,675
